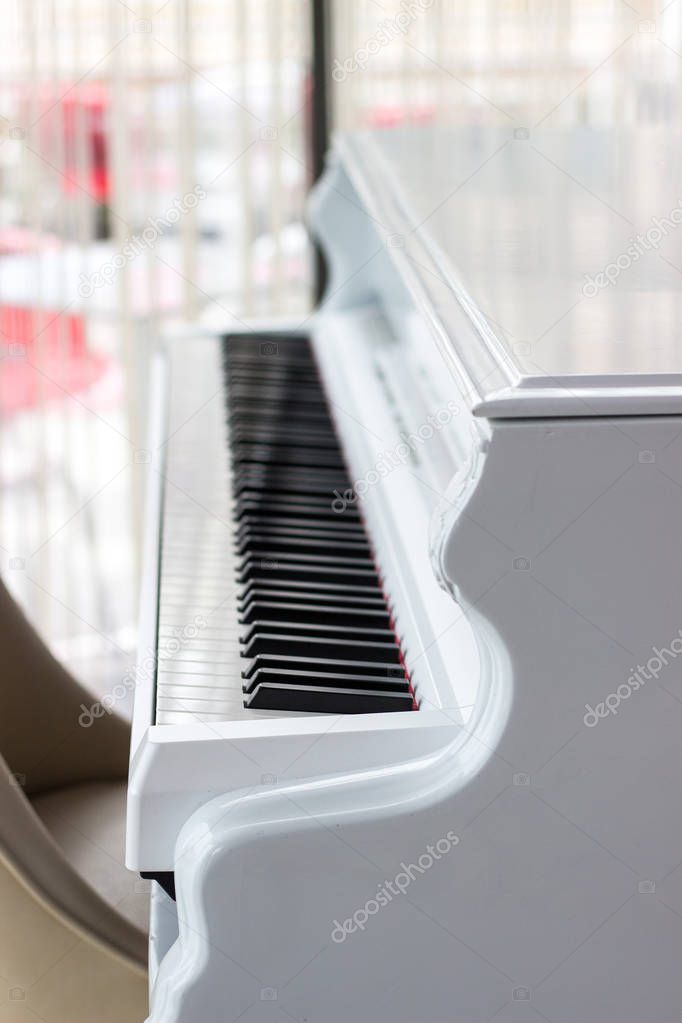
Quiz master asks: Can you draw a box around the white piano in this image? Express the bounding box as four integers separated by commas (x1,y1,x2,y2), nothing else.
127,124,682,1022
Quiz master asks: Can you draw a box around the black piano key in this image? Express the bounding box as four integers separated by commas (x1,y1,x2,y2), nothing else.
225,345,314,359
236,490,341,504
238,584,387,613
225,368,317,380
231,446,346,471
224,361,314,374
226,376,322,388
233,476,350,499
238,562,379,588
239,602,391,628
221,332,414,717
230,406,330,421
241,653,406,680
235,533,370,558
235,520,367,537
233,463,347,481
237,549,374,570
245,683,414,714
240,632,401,662
224,336,311,352
236,499,360,522
242,668,412,696
228,407,333,427
240,620,395,646
229,419,334,437
225,375,323,388
227,391,329,410
230,431,339,449
238,576,386,598
235,518,365,539
225,359,320,373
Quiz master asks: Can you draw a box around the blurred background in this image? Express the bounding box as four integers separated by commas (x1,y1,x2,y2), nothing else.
0,0,678,708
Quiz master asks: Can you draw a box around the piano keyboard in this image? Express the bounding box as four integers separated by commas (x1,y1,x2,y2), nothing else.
154,333,415,723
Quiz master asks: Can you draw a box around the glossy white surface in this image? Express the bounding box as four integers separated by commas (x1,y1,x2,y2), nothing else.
133,131,682,1023
154,338,250,725
340,125,682,416
149,408,682,1023
126,324,468,870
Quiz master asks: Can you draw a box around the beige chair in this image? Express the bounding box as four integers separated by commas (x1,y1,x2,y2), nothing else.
0,579,149,1023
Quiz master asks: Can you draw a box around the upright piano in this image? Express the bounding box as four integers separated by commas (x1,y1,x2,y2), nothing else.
127,124,682,1022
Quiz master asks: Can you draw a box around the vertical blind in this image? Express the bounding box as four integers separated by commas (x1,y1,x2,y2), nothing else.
330,0,682,132
0,0,312,701
2,0,682,698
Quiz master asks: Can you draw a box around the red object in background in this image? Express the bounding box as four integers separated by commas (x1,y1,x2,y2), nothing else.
0,305,86,358
0,84,114,416
368,105,436,128
61,83,110,203
0,228,61,256
0,304,108,416
19,82,111,204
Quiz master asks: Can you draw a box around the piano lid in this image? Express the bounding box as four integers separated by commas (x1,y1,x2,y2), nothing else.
336,124,682,418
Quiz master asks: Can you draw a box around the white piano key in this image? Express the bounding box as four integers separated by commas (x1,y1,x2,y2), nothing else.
156,656,242,669
154,339,247,725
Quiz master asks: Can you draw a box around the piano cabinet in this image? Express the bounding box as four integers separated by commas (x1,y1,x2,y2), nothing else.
133,126,682,1023
147,410,682,1023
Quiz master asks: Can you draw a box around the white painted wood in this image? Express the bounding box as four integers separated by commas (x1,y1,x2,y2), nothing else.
147,410,682,1023
131,130,682,1022
126,323,466,870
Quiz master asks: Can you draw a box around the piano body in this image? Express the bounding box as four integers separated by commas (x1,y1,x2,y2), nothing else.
127,125,682,1022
